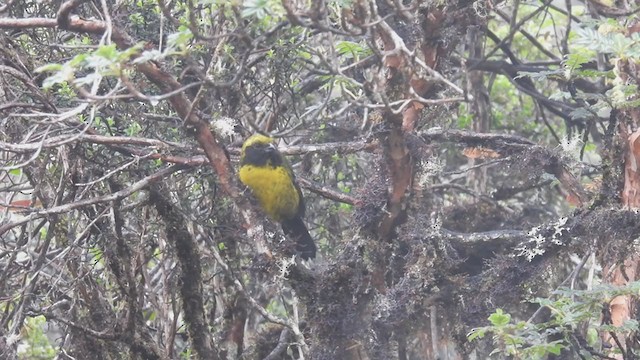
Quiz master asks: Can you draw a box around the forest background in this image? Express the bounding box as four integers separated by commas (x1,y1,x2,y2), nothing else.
2,0,640,359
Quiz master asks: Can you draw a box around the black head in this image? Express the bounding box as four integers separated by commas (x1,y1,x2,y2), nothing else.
240,135,284,167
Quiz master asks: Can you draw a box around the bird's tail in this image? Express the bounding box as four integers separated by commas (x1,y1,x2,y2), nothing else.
281,217,316,260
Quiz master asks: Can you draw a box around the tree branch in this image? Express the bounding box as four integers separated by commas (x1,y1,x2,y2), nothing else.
0,165,185,236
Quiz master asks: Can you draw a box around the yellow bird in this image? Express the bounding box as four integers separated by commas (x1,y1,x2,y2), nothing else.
239,134,316,260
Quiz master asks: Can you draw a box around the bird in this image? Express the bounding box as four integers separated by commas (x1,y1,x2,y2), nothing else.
238,134,316,260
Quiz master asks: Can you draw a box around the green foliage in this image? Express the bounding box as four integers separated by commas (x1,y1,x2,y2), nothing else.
89,247,105,269
468,308,565,359
608,84,640,108
56,82,76,99
516,69,563,82
330,0,354,6
125,121,143,136
265,298,288,318
5,0,640,358
180,347,193,359
36,23,193,93
499,17,640,126
37,43,144,88
563,51,593,75
129,13,146,26
17,316,55,360
489,75,535,129
134,27,194,65
456,104,473,128
335,40,372,60
565,23,640,113
241,0,285,22
573,26,640,59
165,26,194,54
470,282,640,359
38,226,47,240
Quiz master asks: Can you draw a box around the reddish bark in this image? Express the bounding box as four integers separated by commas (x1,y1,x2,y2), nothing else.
604,61,640,358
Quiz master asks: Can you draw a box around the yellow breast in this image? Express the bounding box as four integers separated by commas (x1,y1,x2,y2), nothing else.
238,165,300,222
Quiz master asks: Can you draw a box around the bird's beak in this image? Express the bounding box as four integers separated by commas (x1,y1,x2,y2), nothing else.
265,143,277,152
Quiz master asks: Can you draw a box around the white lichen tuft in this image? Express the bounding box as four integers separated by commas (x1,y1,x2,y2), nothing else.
559,134,583,161
211,117,237,138
430,216,442,231
374,293,393,319
551,217,568,245
516,217,569,261
5,333,20,347
418,156,443,186
276,255,296,279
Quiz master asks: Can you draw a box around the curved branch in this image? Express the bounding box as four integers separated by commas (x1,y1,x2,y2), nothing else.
421,129,588,205
0,165,185,236
149,188,219,360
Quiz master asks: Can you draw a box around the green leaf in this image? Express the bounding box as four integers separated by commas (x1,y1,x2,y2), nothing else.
118,43,144,61
41,65,75,89
586,327,599,347
35,63,63,73
68,53,88,67
516,69,563,81
467,327,487,341
488,309,511,326
546,341,564,355
548,91,571,101
129,13,145,25
241,0,270,19
336,41,371,59
572,68,614,79
17,316,55,359
569,107,593,120
165,26,194,53
125,122,143,136
133,49,164,64
563,51,592,72
94,44,119,60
